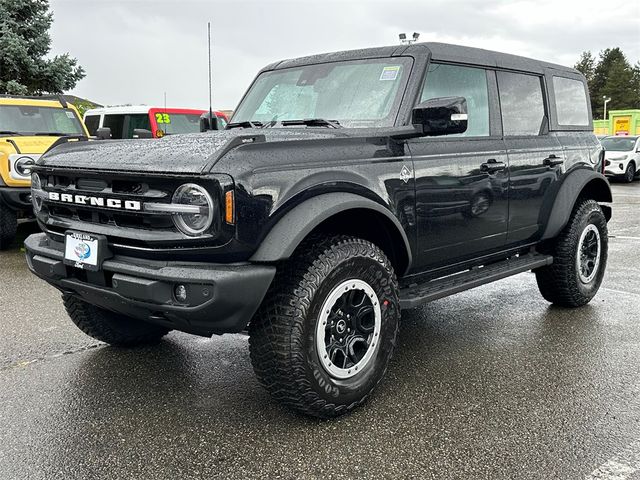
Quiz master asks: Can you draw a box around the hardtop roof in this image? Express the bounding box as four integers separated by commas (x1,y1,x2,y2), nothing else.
267,42,579,76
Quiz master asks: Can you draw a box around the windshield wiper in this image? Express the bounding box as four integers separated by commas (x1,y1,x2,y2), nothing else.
226,121,264,130
0,131,22,136
34,132,69,136
280,118,342,129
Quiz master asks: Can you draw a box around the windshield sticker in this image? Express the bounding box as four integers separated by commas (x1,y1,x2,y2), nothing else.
65,111,75,119
155,113,171,124
380,66,400,81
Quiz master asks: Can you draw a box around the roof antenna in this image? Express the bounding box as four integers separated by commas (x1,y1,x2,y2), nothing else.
207,21,214,126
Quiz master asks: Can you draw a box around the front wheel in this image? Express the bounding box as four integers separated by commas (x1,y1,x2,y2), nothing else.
249,235,400,418
535,199,608,307
63,294,171,346
624,162,636,183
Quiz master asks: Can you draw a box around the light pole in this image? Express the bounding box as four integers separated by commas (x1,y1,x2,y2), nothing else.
399,32,420,45
603,96,611,121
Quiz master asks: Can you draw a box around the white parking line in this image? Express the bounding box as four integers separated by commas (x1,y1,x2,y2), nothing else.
610,236,640,241
600,287,640,298
586,440,640,479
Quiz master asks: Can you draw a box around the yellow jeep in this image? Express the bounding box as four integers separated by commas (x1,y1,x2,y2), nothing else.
0,96,89,249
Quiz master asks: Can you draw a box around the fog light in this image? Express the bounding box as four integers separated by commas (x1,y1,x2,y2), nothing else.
174,284,188,303
619,163,624,170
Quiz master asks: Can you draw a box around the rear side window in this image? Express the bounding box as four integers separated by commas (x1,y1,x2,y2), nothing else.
553,77,589,126
497,72,545,136
84,115,100,135
420,63,489,137
103,114,125,139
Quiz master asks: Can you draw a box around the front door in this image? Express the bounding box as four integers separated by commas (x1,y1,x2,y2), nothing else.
408,63,509,270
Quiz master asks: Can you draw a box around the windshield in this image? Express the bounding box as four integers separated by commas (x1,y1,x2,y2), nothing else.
601,136,638,152
153,112,202,135
0,105,84,135
232,58,413,128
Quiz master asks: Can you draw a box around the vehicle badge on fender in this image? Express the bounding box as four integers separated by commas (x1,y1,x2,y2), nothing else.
400,165,412,183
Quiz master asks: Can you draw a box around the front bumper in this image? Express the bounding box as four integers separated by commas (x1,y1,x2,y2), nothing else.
24,233,276,336
0,186,32,212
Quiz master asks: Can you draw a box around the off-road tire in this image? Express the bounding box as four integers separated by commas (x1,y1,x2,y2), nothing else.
624,162,636,183
535,199,608,307
63,294,170,346
249,235,400,418
0,203,18,250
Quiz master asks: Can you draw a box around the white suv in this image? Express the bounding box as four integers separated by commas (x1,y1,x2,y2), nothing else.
601,135,640,182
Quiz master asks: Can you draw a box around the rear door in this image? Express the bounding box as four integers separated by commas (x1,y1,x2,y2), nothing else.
497,71,563,244
408,63,509,269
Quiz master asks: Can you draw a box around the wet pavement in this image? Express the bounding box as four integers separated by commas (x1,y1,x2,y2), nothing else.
1,182,639,479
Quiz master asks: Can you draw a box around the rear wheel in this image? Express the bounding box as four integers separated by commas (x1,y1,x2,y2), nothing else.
535,199,608,307
63,294,170,346
249,235,400,418
0,203,18,250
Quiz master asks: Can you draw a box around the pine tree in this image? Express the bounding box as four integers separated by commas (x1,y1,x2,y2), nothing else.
575,51,596,84
0,0,85,95
590,48,638,118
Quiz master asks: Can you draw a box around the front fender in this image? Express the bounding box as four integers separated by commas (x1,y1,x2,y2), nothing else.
540,169,612,241
249,192,412,270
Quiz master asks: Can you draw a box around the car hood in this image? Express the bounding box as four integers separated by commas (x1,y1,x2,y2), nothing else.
604,150,632,159
37,129,348,174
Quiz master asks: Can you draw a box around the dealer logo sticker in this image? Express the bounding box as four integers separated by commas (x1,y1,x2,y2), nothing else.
74,243,91,261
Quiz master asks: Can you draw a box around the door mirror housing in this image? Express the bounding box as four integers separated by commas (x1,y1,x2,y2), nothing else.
95,127,112,140
200,112,220,132
132,128,153,139
412,96,468,136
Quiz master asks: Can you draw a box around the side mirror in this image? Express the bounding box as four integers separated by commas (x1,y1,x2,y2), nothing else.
412,96,468,136
200,112,220,132
95,127,112,140
132,128,153,139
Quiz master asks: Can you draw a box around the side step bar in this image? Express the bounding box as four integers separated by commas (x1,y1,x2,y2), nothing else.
399,253,553,310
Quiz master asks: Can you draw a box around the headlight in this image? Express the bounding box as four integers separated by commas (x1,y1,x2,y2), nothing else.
14,156,36,177
31,173,43,214
171,184,214,236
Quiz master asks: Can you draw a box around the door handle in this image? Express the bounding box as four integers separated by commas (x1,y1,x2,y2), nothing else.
480,159,506,173
543,154,563,167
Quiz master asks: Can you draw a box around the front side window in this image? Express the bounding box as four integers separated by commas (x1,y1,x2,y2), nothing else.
553,76,589,126
103,114,125,139
419,63,490,137
125,114,152,138
497,72,545,136
232,58,413,128
0,105,84,136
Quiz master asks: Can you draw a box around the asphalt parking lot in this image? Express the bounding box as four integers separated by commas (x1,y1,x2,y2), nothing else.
0,182,639,479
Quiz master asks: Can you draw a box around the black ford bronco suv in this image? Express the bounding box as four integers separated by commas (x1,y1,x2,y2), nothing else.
25,43,611,418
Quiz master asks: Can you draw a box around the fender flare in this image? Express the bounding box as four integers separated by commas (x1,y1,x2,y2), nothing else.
249,192,412,272
540,169,612,241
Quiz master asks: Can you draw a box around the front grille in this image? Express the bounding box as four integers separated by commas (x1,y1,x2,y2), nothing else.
33,168,233,252
41,173,173,231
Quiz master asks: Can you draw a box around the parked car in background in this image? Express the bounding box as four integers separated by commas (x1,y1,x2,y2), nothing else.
601,135,640,182
0,95,89,249
83,106,229,139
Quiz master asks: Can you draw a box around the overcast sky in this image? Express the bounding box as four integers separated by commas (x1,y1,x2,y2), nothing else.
49,0,640,111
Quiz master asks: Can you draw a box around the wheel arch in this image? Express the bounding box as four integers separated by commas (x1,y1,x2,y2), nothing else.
249,192,412,275
540,169,612,241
